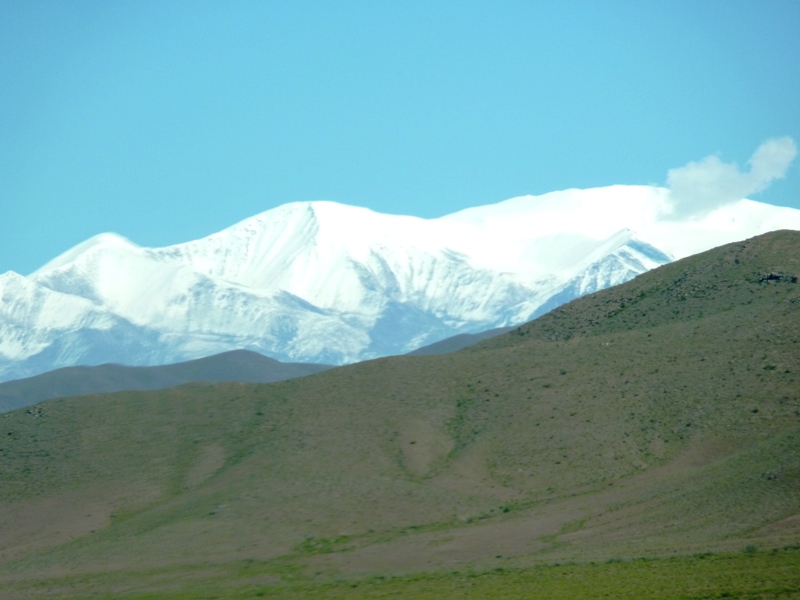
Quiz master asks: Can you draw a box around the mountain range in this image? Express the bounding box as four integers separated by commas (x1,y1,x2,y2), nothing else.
3,184,800,382
1,230,798,598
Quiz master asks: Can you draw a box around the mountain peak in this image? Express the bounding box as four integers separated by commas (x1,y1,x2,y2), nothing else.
3,186,800,382
32,233,141,276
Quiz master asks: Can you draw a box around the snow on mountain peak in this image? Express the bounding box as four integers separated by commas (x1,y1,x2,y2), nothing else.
440,185,671,238
33,233,141,276
3,184,800,383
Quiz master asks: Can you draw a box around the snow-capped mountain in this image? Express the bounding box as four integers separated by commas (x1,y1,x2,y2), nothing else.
2,185,800,382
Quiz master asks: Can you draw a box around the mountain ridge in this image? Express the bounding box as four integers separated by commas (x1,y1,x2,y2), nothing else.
3,185,800,381
0,349,332,413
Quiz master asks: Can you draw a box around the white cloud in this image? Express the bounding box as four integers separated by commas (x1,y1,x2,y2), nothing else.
665,136,797,218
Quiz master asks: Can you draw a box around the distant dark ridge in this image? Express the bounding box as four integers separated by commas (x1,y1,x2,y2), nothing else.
0,349,332,412
406,326,514,356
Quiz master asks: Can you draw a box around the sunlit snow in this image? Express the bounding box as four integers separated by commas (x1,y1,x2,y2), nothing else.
3,185,799,382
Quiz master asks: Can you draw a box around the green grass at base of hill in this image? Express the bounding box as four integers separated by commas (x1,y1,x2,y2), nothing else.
4,547,799,600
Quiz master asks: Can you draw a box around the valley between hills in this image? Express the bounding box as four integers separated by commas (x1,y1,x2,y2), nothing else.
1,231,800,598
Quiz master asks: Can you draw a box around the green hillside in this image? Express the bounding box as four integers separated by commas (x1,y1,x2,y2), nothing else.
1,231,799,598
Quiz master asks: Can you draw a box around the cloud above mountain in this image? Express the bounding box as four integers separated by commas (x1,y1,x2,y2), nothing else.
666,136,797,218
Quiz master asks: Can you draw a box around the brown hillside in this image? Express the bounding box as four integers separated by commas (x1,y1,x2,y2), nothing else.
0,230,798,596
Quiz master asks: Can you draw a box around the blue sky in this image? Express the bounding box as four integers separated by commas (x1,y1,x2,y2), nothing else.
2,0,799,275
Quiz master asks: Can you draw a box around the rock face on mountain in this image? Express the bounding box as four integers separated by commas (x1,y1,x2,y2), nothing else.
2,185,799,382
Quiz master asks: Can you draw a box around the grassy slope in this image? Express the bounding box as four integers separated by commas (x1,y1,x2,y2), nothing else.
2,549,799,599
0,231,799,595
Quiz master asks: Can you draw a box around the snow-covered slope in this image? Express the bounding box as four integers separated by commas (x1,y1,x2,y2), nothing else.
3,185,800,382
